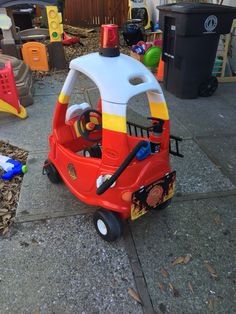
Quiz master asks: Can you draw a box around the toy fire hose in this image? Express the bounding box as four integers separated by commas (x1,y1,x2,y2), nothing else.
0,154,27,180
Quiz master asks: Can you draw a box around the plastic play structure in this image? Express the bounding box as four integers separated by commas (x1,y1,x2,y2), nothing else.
0,0,57,51
0,0,66,71
0,62,27,119
21,41,49,71
43,25,182,242
0,0,57,5
0,53,34,107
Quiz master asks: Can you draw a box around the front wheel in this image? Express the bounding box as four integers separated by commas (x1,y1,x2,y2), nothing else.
93,209,123,242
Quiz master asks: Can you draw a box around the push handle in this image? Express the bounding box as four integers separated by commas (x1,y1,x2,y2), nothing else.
147,117,164,133
96,140,149,195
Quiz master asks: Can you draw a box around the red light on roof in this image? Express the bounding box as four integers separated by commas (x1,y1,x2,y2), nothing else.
100,24,119,48
100,24,120,57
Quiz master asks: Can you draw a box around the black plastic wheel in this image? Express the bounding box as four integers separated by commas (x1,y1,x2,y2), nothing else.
43,160,61,184
199,76,218,97
93,209,123,242
83,145,102,158
152,199,172,211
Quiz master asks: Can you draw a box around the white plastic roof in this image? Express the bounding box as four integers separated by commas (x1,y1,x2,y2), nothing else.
70,52,161,104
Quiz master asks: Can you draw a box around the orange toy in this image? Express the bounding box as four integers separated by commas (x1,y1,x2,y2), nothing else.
22,42,49,72
156,57,164,82
0,62,27,119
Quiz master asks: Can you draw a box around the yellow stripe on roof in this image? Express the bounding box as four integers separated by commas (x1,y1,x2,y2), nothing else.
149,101,169,120
102,112,126,133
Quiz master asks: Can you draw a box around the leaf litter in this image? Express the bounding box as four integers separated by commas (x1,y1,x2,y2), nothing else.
158,281,165,291
168,283,180,297
204,261,219,279
128,287,142,304
214,214,221,225
172,254,192,266
0,141,28,235
160,266,170,278
188,282,194,294
207,298,216,311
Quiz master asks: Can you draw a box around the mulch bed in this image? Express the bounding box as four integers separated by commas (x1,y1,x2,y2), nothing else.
0,141,28,235
63,25,130,61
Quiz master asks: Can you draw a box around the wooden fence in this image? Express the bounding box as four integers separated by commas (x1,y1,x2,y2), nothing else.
64,0,128,27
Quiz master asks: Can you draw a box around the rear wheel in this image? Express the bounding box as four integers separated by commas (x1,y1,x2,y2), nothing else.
43,160,61,184
93,209,123,242
199,76,218,97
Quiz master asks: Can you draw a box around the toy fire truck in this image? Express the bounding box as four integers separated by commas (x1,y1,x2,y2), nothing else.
43,24,182,241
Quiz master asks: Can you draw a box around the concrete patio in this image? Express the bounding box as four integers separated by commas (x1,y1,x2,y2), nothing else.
0,70,235,314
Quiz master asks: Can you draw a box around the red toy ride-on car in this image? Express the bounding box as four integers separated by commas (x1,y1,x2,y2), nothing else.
43,25,182,241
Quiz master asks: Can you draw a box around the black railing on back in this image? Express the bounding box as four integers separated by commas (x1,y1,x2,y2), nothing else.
169,135,184,158
127,121,152,138
127,120,183,158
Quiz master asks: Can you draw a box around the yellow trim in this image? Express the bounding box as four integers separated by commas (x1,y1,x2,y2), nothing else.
103,112,126,133
59,92,70,104
18,105,27,119
90,117,99,125
129,2,151,29
0,99,27,119
73,117,99,137
73,120,81,137
149,102,169,120
145,10,151,30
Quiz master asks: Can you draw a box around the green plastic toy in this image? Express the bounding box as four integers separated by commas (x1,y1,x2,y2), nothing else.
143,46,162,68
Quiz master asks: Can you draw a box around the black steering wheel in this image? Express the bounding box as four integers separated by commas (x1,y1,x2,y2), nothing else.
77,109,102,142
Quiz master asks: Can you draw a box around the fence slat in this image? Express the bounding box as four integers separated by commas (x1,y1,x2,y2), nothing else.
64,0,128,27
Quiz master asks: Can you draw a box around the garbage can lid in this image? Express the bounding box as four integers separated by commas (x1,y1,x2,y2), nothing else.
157,3,236,14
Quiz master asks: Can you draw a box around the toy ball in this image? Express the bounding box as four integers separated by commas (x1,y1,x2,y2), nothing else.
143,46,162,67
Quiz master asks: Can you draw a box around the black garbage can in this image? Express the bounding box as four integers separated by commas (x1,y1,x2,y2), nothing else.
158,3,236,99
